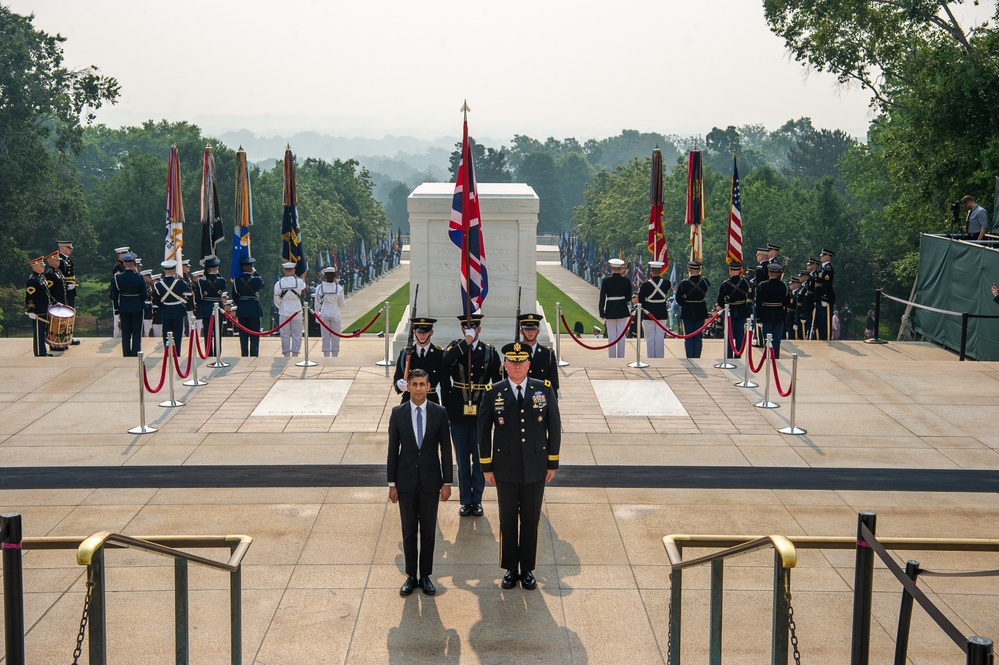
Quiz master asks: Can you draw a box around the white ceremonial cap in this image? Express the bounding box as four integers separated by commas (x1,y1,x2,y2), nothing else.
608,258,625,268
282,261,296,269
114,246,130,254
648,261,664,268
161,259,178,270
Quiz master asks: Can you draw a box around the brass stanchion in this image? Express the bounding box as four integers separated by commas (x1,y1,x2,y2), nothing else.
627,305,649,368
129,352,158,434
208,304,229,368
734,319,758,388
555,302,568,367
296,300,318,368
375,301,394,366
777,353,806,434
714,305,736,369
753,334,778,409
159,332,186,408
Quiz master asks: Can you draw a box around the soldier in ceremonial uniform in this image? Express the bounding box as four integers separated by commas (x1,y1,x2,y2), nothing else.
231,257,265,357
752,247,770,291
675,261,710,358
274,261,306,357
715,261,751,358
786,277,802,340
813,249,836,340
477,341,561,591
442,313,502,517
637,260,670,358
25,256,52,357
57,241,77,308
394,317,447,405
44,252,67,307
314,266,346,358
110,247,130,338
801,259,820,339
767,243,782,266
517,313,560,392
154,259,192,349
755,262,791,358
598,258,633,358
195,256,228,355
140,270,154,337
112,253,148,357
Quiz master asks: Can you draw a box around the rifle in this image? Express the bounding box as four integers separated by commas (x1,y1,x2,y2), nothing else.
514,286,522,342
402,284,419,382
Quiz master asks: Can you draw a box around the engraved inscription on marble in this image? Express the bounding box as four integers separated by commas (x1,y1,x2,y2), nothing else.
591,380,688,417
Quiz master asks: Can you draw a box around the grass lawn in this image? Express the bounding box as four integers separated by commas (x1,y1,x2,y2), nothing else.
536,273,602,334
345,283,411,333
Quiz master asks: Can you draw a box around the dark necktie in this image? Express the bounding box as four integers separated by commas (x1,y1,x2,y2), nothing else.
420,348,425,359
416,406,423,449
517,385,524,407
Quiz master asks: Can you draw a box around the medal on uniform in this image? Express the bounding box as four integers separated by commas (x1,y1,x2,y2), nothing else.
464,404,477,416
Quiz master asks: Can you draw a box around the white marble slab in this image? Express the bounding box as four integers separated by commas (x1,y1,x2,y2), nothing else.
251,380,352,417
591,380,688,417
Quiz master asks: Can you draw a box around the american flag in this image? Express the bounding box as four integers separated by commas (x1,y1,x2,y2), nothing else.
448,106,488,314
727,154,743,264
632,257,645,290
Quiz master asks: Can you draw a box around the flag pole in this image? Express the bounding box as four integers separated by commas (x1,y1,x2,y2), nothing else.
461,100,474,416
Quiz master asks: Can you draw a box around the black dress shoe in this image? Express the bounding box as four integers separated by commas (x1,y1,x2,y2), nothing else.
420,576,436,596
458,504,473,517
70,339,81,345
400,576,418,596
501,569,519,589
521,571,537,590
471,503,484,516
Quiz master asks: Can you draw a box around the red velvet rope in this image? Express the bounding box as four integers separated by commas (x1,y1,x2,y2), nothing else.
222,310,297,336
141,346,170,393
313,309,383,338
172,334,193,378
645,309,721,339
770,352,793,397
194,316,215,360
746,332,768,373
727,316,750,356
559,313,634,350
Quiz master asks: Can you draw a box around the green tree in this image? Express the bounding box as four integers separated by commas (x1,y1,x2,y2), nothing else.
518,152,567,234
448,138,512,182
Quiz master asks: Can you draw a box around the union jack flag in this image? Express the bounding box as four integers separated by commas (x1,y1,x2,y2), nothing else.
448,108,488,314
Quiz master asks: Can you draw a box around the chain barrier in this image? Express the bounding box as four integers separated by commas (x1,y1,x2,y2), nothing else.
645,309,722,339
221,310,297,336
193,315,215,360
71,566,95,665
141,344,170,393
313,308,383,338
559,313,634,350
769,351,794,397
784,568,802,665
666,571,673,665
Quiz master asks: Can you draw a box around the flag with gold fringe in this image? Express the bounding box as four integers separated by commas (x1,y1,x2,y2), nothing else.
648,147,667,274
685,149,704,263
164,144,185,266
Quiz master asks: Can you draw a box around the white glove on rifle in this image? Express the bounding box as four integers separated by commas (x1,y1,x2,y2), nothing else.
395,379,407,392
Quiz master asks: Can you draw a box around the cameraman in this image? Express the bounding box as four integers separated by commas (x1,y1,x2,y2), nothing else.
961,195,989,240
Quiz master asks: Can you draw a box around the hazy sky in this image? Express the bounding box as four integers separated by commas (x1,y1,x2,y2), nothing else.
9,1,991,143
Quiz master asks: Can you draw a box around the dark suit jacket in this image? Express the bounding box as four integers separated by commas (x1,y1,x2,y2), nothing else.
477,378,561,484
387,400,453,494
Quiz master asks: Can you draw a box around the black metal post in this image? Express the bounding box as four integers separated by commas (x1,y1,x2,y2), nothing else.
960,312,970,361
968,636,994,665
89,548,108,665
851,511,877,665
2,513,25,665
893,560,920,665
866,289,888,345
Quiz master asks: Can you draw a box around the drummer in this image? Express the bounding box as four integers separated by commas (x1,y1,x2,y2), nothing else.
25,256,52,357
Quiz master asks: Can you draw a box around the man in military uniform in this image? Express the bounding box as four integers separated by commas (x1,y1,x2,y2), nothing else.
231,257,265,357
813,249,836,340
314,266,346,358
442,313,502,517
44,252,67,307
752,247,770,291
140,270,154,337
273,261,306,357
196,256,228,355
111,247,130,339
786,277,802,340
715,261,751,358
112,253,148,357
637,260,670,358
57,241,76,308
154,259,192,350
598,258,633,358
393,317,447,405
755,263,791,358
25,256,52,357
517,313,560,393
675,261,710,359
801,259,820,339
767,243,782,266
477,341,561,591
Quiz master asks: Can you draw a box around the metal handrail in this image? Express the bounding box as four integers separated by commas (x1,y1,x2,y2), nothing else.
75,532,252,570
663,534,797,570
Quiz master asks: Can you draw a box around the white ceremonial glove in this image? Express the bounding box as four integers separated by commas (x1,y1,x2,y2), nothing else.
396,379,408,392
28,313,36,320
67,284,76,290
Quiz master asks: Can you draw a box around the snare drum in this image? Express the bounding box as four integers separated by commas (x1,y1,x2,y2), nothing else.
46,305,76,350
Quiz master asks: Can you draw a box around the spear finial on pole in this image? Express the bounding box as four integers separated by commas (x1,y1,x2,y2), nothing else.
461,100,470,121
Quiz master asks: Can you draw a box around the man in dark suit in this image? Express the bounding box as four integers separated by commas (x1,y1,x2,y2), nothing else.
388,369,453,597
478,342,561,591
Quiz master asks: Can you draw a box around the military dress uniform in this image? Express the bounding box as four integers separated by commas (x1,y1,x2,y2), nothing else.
273,265,306,357
154,261,192,349
800,260,819,338
110,247,130,339
196,259,227,355
786,279,802,340
477,342,561,588
813,251,836,340
393,318,447,405
25,257,51,357
675,263,710,358
755,264,791,358
637,262,670,358
442,315,502,515
57,242,76,308
112,255,148,357
44,259,67,307
517,313,560,393
314,270,347,357
716,264,751,358
598,259,633,358
231,259,265,357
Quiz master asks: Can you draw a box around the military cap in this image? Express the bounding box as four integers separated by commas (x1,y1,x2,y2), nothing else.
608,258,625,268
45,251,61,261
151,273,162,280
322,266,337,274
281,261,296,269
648,260,664,269
121,253,136,262
756,247,769,254
688,261,702,269
191,270,204,278
819,248,836,257
410,317,436,332
161,259,178,270
727,261,743,269
58,240,73,248
767,244,781,251
806,257,820,266
114,246,130,254
182,259,190,266
28,256,46,266
456,313,484,327
239,257,256,265
767,262,783,273
501,341,530,362
518,313,543,329
204,256,221,268
139,269,152,276
790,277,801,284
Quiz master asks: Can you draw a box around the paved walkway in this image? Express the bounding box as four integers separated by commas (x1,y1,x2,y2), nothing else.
2,261,999,663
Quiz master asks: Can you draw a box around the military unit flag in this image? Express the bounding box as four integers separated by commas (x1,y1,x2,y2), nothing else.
164,144,185,266
448,103,488,314
685,149,704,263
199,145,225,266
648,147,667,274
231,147,253,279
281,144,307,277
727,154,743,265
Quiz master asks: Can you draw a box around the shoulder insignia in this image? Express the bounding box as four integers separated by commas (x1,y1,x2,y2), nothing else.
544,380,551,387
485,384,493,391
824,274,830,281
27,287,35,294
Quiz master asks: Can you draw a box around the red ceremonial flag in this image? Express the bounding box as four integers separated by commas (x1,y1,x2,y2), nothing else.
648,147,667,274
685,149,704,263
727,154,743,264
